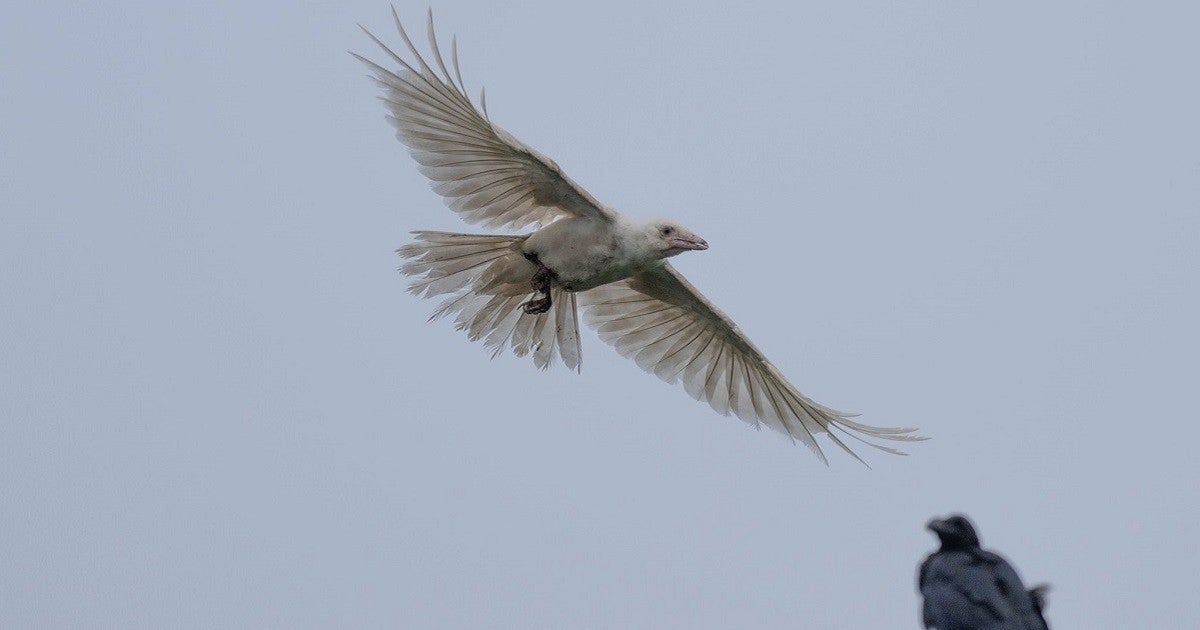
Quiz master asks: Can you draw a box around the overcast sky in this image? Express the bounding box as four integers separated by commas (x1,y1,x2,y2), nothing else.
3,1,1198,628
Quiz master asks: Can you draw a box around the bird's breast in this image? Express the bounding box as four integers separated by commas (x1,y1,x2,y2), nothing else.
523,219,643,291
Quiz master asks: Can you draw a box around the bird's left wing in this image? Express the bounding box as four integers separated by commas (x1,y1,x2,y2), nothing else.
580,264,923,463
355,9,615,231
980,551,1051,630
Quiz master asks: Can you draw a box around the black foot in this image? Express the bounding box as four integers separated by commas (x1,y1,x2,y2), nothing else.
522,296,552,314
530,265,554,293
522,257,556,315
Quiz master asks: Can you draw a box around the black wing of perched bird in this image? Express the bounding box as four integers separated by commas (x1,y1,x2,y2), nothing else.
918,515,1050,630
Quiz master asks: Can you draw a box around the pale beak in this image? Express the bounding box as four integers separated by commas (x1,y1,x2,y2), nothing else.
669,234,709,251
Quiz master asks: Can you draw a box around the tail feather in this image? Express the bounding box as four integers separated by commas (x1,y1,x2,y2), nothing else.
555,292,582,368
398,231,583,371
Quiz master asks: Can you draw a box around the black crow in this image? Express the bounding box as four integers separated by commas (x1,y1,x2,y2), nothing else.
919,515,1050,629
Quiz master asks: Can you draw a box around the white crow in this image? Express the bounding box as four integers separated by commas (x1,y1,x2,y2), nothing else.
355,9,924,463
919,515,1051,629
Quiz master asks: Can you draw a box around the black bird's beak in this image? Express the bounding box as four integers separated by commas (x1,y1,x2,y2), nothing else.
927,518,953,536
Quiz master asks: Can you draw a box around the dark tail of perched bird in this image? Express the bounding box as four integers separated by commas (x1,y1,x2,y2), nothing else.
1029,583,1051,626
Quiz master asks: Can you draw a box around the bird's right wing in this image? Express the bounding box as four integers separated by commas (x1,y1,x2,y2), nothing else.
355,9,615,231
580,264,924,464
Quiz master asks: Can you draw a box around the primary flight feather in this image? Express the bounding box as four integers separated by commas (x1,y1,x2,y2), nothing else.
356,8,924,463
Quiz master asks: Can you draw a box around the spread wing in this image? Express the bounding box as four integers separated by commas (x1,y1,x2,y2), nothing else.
355,9,615,231
580,264,924,464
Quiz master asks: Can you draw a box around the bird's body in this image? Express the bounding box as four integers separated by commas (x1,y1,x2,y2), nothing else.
523,217,646,293
919,515,1050,630
357,9,925,463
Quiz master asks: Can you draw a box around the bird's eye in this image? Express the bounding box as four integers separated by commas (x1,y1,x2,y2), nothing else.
660,226,674,236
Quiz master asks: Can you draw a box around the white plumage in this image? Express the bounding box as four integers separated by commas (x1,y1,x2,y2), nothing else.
357,9,924,463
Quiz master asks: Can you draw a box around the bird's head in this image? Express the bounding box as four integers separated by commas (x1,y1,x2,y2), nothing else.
642,219,708,259
926,514,981,550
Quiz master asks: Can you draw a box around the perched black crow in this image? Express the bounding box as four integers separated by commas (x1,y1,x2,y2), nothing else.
918,515,1050,630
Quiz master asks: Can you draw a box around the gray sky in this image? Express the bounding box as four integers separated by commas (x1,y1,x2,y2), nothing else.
3,1,1198,628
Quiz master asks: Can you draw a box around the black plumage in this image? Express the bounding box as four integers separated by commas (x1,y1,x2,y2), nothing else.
918,515,1050,630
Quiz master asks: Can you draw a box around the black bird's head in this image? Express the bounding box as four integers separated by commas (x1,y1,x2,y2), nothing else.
927,514,981,550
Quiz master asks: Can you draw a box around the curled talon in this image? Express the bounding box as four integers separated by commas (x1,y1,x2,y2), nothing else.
522,296,552,314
